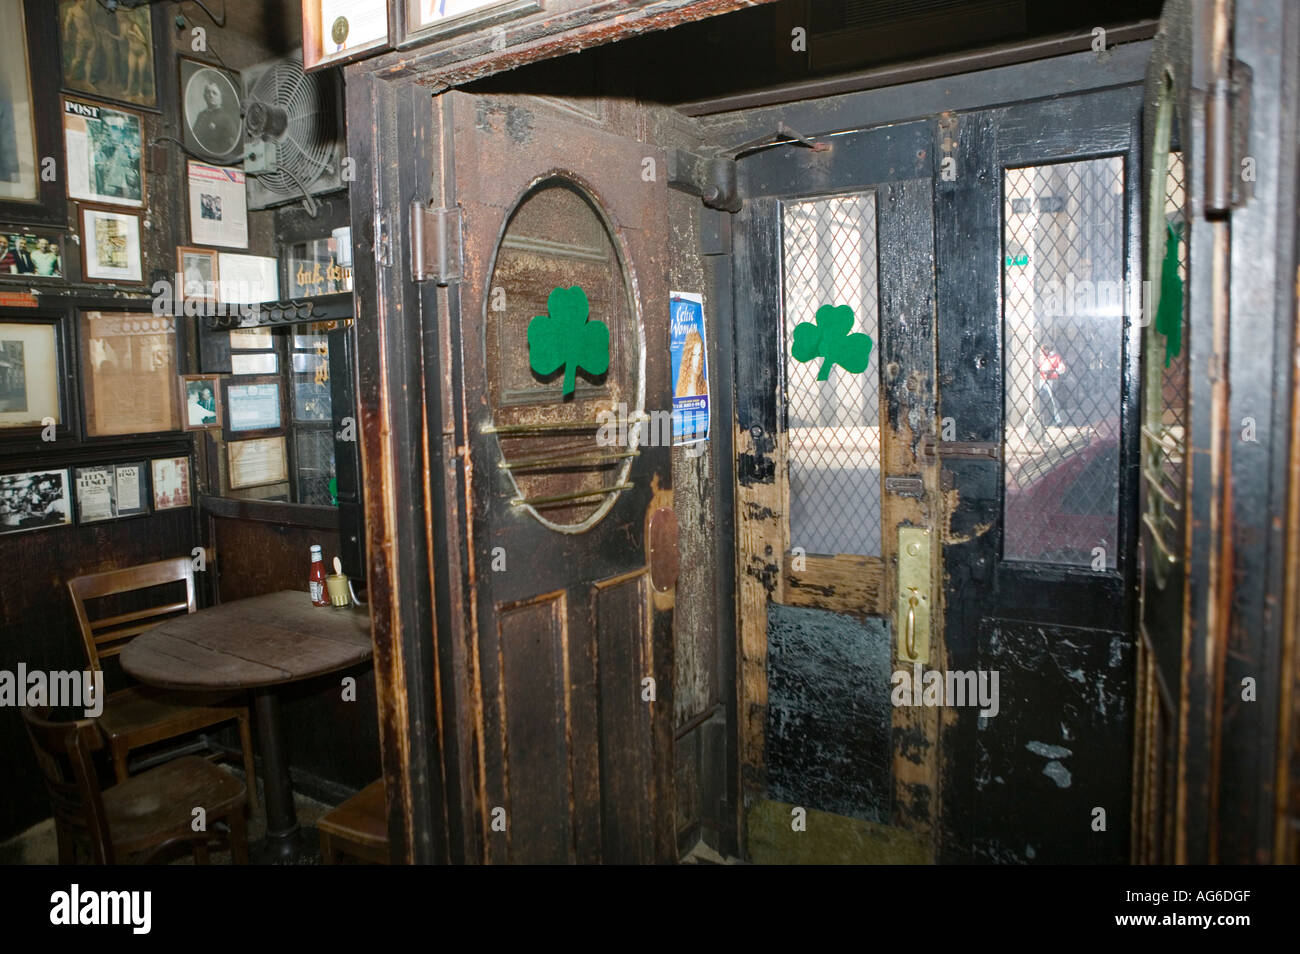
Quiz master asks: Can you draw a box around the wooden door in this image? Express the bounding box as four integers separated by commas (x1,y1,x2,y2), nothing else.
733,122,941,862
1133,0,1300,865
436,90,674,864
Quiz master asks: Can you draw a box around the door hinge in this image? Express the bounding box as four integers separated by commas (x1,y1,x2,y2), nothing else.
666,149,742,213
1204,58,1254,216
410,203,463,285
920,434,1000,461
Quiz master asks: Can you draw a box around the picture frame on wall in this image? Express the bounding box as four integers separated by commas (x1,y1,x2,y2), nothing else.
177,246,219,305
150,456,191,510
222,376,282,440
398,0,538,47
0,468,73,534
79,310,180,437
178,57,244,164
227,435,288,490
62,96,146,209
0,316,65,434
187,161,248,249
0,228,65,280
0,1,65,226
73,463,116,523
113,460,149,517
302,0,395,72
178,373,222,431
58,0,158,110
79,205,143,284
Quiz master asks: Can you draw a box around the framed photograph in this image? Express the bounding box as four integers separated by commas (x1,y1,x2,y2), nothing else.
0,469,72,534
79,206,143,284
399,0,538,46
179,57,243,164
62,97,145,208
0,2,65,225
112,460,148,517
188,161,248,249
0,317,64,432
177,246,219,305
150,456,191,510
0,228,66,280
228,435,288,490
58,0,157,110
223,376,282,439
179,373,222,431
303,0,395,72
286,236,354,297
80,310,180,436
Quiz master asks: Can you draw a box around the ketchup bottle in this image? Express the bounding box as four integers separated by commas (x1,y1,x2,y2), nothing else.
309,545,329,606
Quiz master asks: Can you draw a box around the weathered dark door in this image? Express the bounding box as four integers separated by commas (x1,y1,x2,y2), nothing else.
435,90,674,863
938,86,1143,864
733,84,1146,864
1133,0,1300,865
733,123,942,862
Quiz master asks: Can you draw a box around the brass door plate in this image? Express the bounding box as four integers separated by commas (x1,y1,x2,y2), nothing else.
897,526,931,663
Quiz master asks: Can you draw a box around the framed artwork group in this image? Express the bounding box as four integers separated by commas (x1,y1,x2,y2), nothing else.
0,454,191,537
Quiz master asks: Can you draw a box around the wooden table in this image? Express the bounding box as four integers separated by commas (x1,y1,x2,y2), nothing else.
120,590,372,864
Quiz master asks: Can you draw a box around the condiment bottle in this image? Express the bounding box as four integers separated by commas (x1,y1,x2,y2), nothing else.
309,545,329,606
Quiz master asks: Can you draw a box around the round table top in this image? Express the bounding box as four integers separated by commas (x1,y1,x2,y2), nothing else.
120,590,373,691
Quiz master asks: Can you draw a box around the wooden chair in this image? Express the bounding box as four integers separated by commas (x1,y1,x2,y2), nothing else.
67,555,257,810
22,705,248,864
318,779,390,864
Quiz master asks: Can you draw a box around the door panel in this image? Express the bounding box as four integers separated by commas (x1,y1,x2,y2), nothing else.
734,121,941,861
937,87,1143,864
439,90,674,864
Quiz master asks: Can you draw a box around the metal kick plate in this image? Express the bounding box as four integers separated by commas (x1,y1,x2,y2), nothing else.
897,526,931,664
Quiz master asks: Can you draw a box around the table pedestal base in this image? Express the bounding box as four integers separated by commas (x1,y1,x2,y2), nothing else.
251,826,322,865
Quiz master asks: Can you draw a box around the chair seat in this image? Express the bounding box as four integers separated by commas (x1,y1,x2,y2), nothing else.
319,780,388,848
103,756,246,856
99,686,245,749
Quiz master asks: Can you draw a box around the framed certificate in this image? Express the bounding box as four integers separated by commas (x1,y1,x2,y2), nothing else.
79,311,181,436
223,376,283,439
228,435,288,490
302,0,395,72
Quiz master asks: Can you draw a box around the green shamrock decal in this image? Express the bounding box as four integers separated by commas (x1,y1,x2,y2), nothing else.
527,285,610,398
791,304,873,381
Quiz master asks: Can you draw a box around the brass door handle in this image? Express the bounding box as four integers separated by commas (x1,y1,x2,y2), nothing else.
906,594,918,659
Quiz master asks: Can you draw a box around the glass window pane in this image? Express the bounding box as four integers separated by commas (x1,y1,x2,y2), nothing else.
1003,157,1124,567
294,428,335,505
782,193,881,557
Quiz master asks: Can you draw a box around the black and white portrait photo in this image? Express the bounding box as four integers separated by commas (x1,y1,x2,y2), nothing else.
0,469,73,534
200,193,222,220
180,59,242,160
0,339,25,412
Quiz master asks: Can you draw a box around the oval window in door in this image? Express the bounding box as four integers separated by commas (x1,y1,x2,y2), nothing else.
484,176,643,532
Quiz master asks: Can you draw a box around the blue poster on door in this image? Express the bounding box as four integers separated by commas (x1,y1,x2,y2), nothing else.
670,292,709,445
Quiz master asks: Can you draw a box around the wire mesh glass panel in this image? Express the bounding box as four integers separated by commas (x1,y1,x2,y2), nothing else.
782,193,881,557
1003,157,1124,567
1141,150,1190,583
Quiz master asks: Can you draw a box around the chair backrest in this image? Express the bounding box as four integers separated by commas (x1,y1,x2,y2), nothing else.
21,705,114,864
67,555,201,672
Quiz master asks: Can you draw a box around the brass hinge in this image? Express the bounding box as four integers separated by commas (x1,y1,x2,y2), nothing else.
410,203,463,285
